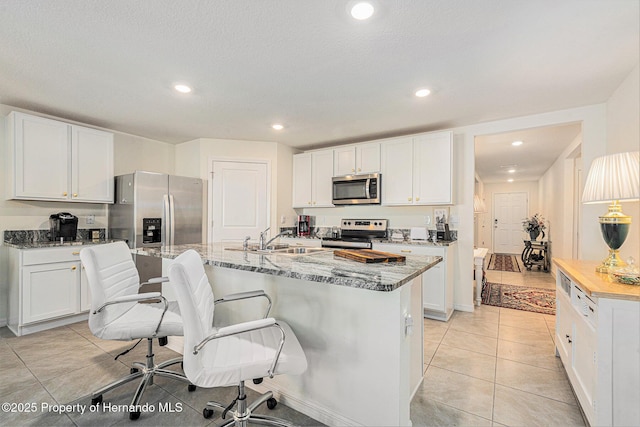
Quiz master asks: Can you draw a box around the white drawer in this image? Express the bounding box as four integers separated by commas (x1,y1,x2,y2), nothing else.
572,284,598,327
22,247,84,265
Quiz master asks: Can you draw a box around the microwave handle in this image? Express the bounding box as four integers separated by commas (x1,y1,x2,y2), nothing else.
365,178,371,199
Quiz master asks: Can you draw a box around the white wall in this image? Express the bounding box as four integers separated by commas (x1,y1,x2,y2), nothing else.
604,64,639,262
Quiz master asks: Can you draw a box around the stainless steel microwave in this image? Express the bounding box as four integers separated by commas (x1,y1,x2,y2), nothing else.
332,173,381,205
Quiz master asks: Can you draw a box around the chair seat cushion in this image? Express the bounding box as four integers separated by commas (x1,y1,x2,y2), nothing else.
186,320,307,388
91,300,183,341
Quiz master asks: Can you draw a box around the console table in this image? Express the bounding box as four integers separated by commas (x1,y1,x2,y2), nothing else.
522,240,550,271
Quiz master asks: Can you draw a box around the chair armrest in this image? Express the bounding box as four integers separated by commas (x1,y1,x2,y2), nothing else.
93,293,169,336
214,290,272,318
194,318,286,378
140,276,169,287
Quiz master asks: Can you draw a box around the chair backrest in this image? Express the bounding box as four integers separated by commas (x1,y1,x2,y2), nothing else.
80,241,141,335
166,249,216,381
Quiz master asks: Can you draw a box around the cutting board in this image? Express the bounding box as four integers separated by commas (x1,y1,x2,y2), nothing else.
334,249,406,263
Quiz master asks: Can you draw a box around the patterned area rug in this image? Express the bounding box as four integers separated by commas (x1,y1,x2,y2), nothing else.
487,253,521,272
482,282,555,315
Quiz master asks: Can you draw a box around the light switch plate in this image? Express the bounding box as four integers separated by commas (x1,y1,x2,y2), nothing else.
86,215,95,225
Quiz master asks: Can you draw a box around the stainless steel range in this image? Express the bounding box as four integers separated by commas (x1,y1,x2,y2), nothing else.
321,219,388,249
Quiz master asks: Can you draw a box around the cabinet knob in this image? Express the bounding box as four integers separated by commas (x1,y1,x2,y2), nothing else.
358,168,361,172
72,251,80,255
308,201,312,205
352,168,355,172
71,266,77,271
73,193,78,197
401,250,412,253
63,192,68,196
408,197,412,202
313,201,316,205
416,197,420,201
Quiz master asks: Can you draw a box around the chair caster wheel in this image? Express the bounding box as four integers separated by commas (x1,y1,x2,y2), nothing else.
158,336,168,346
266,397,277,410
129,411,141,420
130,367,139,374
203,408,214,419
253,378,263,384
91,395,103,405
188,384,196,392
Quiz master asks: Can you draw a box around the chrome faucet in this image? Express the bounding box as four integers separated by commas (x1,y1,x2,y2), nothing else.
259,228,293,250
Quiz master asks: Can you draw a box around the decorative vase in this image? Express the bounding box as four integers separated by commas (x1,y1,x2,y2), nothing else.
529,230,540,241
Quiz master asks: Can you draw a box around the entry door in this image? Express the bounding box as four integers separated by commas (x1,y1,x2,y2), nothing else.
493,192,528,254
211,161,269,242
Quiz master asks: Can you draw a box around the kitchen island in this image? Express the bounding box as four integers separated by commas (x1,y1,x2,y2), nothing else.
134,243,442,426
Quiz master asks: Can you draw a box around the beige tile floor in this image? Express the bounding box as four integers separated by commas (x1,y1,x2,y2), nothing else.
0,262,583,427
410,257,586,426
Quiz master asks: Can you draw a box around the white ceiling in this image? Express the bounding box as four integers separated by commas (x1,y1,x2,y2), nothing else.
0,0,637,153
475,123,582,184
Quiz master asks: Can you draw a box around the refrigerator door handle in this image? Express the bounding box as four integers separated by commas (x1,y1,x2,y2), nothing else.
169,194,176,245
163,194,170,246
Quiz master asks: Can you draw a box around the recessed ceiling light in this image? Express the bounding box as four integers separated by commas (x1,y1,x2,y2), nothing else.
174,84,192,94
351,2,374,20
272,124,284,130
508,169,516,173
507,178,514,182
512,140,523,146
415,89,431,98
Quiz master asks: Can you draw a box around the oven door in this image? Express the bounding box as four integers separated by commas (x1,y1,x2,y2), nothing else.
332,173,380,205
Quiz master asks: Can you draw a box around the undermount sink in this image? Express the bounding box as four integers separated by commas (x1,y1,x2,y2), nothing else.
224,245,331,256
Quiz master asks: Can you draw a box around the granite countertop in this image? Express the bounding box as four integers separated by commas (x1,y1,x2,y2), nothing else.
133,243,442,292
3,239,120,249
285,235,457,247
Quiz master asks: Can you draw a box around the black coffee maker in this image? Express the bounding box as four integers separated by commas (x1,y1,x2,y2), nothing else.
49,212,78,241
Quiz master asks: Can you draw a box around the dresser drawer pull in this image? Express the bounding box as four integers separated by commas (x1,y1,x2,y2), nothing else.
401,250,412,253
71,266,77,271
72,251,80,255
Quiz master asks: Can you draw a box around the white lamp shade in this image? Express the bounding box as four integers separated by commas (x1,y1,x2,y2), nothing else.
582,151,640,204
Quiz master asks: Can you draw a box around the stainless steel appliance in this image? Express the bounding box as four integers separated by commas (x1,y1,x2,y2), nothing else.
321,219,388,249
296,215,313,236
332,173,381,205
109,171,203,282
49,212,78,241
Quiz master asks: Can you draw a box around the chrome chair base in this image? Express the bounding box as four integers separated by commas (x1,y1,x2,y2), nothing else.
203,381,294,427
90,338,193,420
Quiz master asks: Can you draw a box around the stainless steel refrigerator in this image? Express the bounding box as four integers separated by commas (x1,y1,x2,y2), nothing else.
109,171,203,283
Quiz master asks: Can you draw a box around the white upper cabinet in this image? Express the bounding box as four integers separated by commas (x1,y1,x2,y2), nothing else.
380,137,414,205
381,131,453,206
292,149,334,208
71,125,114,202
6,111,114,203
333,142,381,176
413,132,453,205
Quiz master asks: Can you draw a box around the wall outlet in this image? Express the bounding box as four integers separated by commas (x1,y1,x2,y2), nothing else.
86,215,95,225
280,215,286,224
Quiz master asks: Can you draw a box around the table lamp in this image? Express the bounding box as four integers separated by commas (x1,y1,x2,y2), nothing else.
582,151,639,273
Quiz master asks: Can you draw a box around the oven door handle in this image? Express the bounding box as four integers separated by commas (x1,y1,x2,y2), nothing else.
365,178,371,199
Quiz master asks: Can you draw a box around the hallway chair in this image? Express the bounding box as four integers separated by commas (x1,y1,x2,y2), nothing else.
167,249,308,427
80,241,194,420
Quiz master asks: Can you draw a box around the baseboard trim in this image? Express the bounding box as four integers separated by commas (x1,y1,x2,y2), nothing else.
454,303,475,312
247,380,361,427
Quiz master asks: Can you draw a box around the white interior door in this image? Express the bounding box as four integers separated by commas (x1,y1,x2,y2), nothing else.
493,192,528,254
211,160,269,242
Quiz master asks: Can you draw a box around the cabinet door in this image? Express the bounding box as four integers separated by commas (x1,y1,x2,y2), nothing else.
573,316,597,414
292,153,313,208
357,142,381,173
381,138,414,205
22,262,79,323
555,292,573,362
311,150,334,207
334,146,356,176
11,112,70,200
80,263,91,312
71,125,114,203
422,263,445,312
413,132,453,205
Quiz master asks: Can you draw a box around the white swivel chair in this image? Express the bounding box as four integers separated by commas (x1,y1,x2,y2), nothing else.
80,241,195,420
167,249,308,427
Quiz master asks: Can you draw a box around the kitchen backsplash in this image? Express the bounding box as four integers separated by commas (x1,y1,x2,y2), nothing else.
4,228,106,244
280,226,457,242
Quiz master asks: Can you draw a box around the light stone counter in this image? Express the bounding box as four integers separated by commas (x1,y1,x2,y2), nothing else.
133,243,442,292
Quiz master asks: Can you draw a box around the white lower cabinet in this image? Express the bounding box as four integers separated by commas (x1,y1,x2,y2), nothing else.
373,243,454,321
555,263,640,427
7,246,93,336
